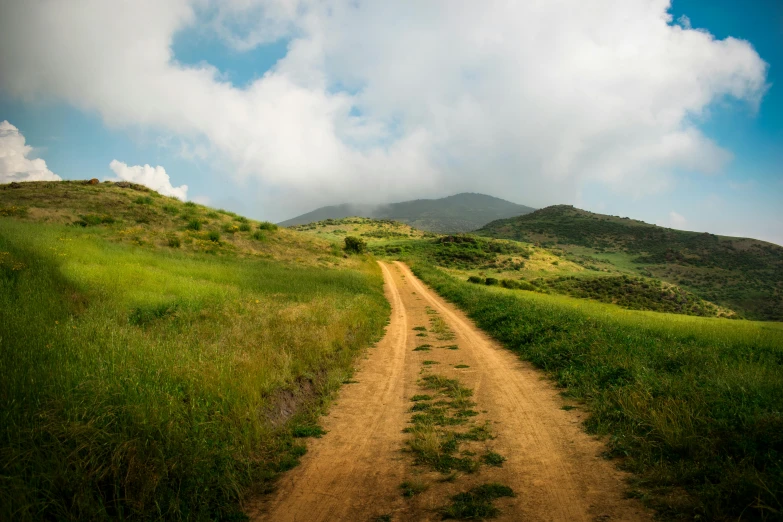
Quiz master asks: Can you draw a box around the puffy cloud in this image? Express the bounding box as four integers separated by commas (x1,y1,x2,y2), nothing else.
0,0,769,214
668,211,687,229
0,120,61,183
107,160,188,200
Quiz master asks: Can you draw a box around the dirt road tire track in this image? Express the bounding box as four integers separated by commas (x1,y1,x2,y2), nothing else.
251,262,652,521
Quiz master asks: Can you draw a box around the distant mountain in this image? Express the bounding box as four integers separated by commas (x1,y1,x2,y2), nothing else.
279,193,535,233
478,205,783,321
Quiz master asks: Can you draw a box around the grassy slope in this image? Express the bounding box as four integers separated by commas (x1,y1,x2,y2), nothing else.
374,235,732,319
478,205,783,321
0,181,389,520
279,192,535,233
290,216,430,245
405,260,783,521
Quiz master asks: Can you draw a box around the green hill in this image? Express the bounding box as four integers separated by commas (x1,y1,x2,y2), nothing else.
0,180,388,519
278,193,535,233
477,205,783,321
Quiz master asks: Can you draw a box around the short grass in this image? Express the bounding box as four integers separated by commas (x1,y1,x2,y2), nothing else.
0,214,388,520
409,261,783,521
440,483,515,520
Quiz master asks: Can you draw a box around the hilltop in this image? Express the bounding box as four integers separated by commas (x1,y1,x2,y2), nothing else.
278,192,535,233
478,205,783,321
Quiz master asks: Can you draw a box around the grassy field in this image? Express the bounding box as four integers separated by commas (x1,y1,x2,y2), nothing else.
405,260,783,521
0,183,389,520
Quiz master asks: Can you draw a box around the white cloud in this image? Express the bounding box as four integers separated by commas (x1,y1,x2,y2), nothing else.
107,160,188,200
0,120,61,183
669,210,687,229
0,0,769,216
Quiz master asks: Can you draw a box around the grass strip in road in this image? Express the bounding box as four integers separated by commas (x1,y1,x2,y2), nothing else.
440,483,515,520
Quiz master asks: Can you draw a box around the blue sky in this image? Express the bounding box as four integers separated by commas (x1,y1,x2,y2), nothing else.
0,0,781,245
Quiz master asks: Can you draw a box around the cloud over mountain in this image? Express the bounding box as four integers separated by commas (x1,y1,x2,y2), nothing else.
0,0,768,211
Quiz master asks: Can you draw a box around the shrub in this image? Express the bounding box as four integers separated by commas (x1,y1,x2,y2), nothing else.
500,279,519,289
186,220,202,231
344,236,367,254
162,205,178,215
252,230,266,241
134,196,153,205
484,277,498,286
239,223,251,232
76,214,115,227
167,235,181,248
467,276,484,284
258,221,278,231
207,231,221,243
184,201,196,207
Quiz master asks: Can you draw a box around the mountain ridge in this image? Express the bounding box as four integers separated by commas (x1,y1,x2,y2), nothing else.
278,192,535,233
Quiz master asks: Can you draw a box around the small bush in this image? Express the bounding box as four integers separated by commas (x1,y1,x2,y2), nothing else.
207,231,221,243
222,223,240,234
291,425,326,438
184,201,196,207
206,211,219,219
252,231,266,241
239,223,251,232
134,196,153,205
344,236,367,254
167,235,181,248
162,205,178,215
441,483,514,519
400,480,428,498
468,276,484,284
258,221,278,231
76,214,115,227
186,220,202,231
484,277,498,286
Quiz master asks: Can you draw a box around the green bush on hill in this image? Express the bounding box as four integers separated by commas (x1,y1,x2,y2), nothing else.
344,236,367,254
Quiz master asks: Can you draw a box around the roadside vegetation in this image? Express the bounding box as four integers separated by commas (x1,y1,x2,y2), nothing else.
0,181,388,520
406,260,783,520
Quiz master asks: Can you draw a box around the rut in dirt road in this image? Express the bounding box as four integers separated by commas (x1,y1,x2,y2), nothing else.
251,262,652,521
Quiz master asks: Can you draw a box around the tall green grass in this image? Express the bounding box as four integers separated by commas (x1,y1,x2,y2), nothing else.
0,219,389,520
408,261,783,521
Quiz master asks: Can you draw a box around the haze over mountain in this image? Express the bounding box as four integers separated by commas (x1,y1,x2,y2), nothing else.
279,193,535,233
479,205,783,321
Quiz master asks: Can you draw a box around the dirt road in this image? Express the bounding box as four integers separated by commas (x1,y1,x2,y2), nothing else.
252,261,652,521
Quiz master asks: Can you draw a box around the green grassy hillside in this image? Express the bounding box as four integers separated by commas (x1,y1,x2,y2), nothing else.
373,234,734,319
290,216,431,244
279,192,535,233
406,260,783,521
478,205,783,321
0,181,389,520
